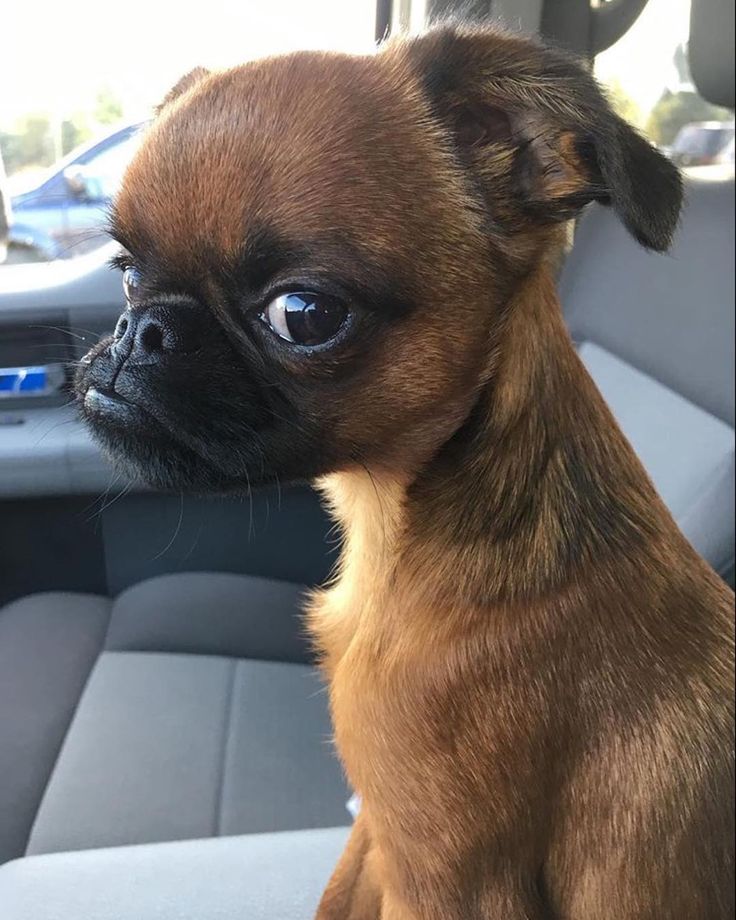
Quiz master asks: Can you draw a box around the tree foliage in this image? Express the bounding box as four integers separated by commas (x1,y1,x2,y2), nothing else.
646,41,732,147
605,80,644,130
0,88,124,176
647,91,732,147
0,115,55,175
94,88,124,126
61,115,93,157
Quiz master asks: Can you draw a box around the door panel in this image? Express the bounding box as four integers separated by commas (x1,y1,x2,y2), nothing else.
0,251,335,603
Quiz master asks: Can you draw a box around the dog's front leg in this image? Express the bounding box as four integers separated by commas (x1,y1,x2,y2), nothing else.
316,813,383,920
379,886,554,920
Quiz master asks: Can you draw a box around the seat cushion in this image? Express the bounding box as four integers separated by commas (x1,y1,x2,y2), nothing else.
0,572,350,863
0,827,351,920
580,342,735,572
26,652,349,855
0,594,111,865
106,571,311,663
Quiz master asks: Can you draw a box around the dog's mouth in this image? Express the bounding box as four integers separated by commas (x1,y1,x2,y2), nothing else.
83,386,150,424
77,356,294,494
78,378,240,492
75,317,336,494
81,382,175,445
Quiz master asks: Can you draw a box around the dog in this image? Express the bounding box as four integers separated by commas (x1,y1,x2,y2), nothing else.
77,24,735,919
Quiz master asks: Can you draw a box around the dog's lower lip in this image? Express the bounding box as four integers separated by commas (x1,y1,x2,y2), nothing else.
84,387,139,418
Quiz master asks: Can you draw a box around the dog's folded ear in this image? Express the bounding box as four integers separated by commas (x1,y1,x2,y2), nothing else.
402,27,682,251
156,67,211,115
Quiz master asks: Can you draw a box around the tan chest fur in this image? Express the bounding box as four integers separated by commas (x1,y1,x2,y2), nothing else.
308,471,452,816
307,470,539,855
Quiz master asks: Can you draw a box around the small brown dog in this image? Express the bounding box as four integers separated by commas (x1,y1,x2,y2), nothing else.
77,24,734,919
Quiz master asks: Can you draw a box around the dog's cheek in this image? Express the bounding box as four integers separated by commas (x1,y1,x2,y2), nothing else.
311,325,487,472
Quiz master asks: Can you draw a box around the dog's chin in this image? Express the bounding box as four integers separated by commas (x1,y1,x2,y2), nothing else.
79,386,260,495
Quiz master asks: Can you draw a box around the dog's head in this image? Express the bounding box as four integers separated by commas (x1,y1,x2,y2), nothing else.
77,26,681,492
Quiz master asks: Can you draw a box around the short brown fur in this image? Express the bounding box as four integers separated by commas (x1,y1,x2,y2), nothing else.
84,23,733,919
311,265,734,919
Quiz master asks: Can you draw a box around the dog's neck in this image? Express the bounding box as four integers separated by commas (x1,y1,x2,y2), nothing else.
319,264,667,614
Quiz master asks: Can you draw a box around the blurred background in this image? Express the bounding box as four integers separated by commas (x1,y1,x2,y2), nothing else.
0,0,732,265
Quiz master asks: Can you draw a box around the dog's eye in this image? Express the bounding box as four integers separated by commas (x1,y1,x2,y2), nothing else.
122,267,143,305
261,292,348,346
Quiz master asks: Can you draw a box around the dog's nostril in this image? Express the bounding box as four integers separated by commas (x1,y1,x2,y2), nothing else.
139,322,165,354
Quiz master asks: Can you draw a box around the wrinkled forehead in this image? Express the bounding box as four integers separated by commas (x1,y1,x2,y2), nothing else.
112,51,460,286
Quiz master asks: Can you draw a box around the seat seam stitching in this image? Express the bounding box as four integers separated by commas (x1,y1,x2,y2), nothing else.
24,600,113,856
100,594,118,651
214,658,238,837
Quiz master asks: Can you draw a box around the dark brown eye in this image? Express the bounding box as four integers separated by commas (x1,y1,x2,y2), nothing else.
122,267,143,304
261,292,348,346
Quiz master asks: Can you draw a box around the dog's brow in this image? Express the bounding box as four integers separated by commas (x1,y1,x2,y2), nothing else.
106,210,132,252
106,208,156,269
233,225,310,293
231,226,416,319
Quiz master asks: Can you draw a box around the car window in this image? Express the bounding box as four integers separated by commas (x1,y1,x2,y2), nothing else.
595,0,734,176
71,132,145,201
1,0,377,267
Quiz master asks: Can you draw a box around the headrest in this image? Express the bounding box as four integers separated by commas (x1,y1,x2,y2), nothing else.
689,0,735,109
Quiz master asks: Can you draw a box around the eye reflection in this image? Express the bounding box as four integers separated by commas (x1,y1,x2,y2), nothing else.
123,267,143,305
261,291,348,346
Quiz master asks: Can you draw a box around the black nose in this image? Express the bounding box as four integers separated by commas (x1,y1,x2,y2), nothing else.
111,303,201,362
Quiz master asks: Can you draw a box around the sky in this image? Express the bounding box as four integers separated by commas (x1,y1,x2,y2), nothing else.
595,0,692,113
1,1,377,126
1,0,692,130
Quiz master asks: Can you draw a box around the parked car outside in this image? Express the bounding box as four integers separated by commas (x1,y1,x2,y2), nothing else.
668,120,735,168
717,134,735,165
7,121,146,263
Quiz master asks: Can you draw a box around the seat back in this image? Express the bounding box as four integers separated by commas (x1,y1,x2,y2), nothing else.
560,179,735,427
559,179,735,581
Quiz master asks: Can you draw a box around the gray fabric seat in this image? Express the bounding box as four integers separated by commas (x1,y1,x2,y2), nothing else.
560,176,735,579
0,827,351,920
0,573,350,865
578,342,734,573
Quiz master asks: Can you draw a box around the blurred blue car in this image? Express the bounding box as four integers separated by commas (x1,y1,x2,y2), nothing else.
9,122,145,262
